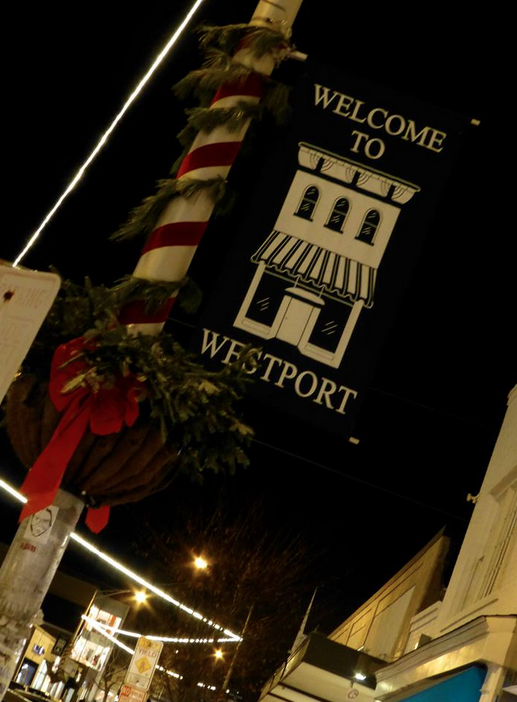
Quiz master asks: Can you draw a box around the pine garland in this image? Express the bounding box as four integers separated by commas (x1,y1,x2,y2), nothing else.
112,177,227,242
9,279,258,479
112,23,292,243
76,323,257,478
173,51,255,102
196,23,292,58
184,102,262,135
112,275,202,315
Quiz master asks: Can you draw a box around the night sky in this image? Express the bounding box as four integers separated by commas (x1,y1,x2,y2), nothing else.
1,1,513,633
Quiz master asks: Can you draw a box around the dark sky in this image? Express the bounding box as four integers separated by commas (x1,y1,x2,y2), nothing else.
1,1,513,633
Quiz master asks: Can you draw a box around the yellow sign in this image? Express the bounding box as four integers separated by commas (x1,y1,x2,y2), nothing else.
125,637,163,691
135,658,152,674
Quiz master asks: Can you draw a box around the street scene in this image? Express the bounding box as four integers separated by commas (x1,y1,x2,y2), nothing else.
1,2,514,702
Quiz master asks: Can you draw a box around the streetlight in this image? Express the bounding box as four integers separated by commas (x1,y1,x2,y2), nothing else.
94,589,148,603
193,556,208,570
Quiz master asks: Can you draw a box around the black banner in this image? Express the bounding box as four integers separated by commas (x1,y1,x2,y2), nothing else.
175,60,470,439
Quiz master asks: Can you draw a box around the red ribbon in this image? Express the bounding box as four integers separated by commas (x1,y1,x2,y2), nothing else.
19,337,143,533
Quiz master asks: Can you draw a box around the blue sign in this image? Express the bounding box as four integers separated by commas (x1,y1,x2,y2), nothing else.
400,665,486,701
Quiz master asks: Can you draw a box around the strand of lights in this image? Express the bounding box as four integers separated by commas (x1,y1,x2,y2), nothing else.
13,0,206,267
0,475,241,641
72,532,240,640
81,615,133,654
94,623,236,644
0,479,27,503
88,618,218,686
83,616,182,679
91,622,236,692
156,666,182,680
87,618,223,689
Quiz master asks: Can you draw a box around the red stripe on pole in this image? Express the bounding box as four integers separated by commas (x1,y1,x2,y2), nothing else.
118,298,176,325
177,141,243,178
142,221,207,255
212,74,264,103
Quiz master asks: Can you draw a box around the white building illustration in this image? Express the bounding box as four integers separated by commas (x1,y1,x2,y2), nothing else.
234,143,420,368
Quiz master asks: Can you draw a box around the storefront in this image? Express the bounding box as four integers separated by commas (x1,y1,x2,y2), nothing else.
14,625,57,691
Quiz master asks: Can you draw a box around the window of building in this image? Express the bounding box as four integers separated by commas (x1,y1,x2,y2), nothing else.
480,485,517,598
461,476,517,610
325,197,350,232
356,209,380,245
295,185,319,221
16,659,38,687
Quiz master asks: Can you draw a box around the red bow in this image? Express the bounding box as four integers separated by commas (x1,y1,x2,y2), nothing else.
19,337,143,533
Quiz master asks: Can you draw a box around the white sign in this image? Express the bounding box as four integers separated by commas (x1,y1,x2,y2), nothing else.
125,637,163,691
120,684,147,702
0,262,60,404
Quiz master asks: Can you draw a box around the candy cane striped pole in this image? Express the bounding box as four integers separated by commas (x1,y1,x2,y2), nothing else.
119,0,304,335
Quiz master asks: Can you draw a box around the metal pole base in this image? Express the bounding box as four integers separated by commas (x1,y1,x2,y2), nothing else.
0,489,83,700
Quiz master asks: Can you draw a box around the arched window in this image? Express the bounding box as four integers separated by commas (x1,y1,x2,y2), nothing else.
325,197,350,232
356,209,380,245
295,185,319,221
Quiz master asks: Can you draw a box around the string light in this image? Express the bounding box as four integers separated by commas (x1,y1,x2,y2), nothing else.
13,0,206,267
82,616,183,679
85,617,221,688
81,615,133,654
0,479,27,503
71,531,241,640
0,475,241,641
94,622,236,645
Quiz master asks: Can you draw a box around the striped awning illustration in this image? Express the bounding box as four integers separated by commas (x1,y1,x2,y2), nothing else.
251,231,377,308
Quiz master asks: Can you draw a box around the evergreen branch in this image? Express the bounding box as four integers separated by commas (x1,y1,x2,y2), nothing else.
176,124,198,149
111,276,185,314
173,56,257,102
197,24,291,58
111,177,227,241
111,275,203,316
13,278,257,479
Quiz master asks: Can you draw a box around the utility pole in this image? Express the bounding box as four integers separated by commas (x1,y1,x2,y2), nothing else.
0,1,305,699
220,604,254,700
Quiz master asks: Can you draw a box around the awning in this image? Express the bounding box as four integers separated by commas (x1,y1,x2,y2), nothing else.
252,231,377,308
259,633,385,702
397,665,486,701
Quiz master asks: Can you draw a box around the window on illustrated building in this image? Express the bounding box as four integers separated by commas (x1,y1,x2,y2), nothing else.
325,197,350,232
295,185,320,221
356,209,381,245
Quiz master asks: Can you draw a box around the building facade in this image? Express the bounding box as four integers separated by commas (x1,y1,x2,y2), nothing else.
259,384,517,702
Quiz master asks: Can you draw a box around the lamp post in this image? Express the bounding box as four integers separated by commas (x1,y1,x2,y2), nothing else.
0,2,305,700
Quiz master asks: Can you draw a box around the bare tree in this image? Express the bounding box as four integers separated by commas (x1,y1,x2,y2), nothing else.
125,491,324,702
95,648,129,702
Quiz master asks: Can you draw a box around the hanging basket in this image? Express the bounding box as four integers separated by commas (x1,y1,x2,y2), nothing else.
4,374,179,508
